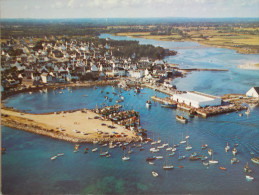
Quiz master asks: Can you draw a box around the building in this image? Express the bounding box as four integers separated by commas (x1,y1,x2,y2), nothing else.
246,87,259,98
172,91,221,108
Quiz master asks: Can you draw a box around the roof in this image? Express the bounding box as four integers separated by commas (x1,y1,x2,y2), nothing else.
174,91,221,103
253,87,259,93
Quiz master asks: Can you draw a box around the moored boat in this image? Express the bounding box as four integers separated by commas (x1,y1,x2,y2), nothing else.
152,171,159,177
232,147,237,156
225,142,230,152
176,115,188,123
231,158,239,164
219,166,226,171
245,175,254,181
161,103,177,109
146,156,156,161
50,155,57,160
251,157,259,165
146,100,152,108
92,148,98,152
201,144,208,150
208,148,213,156
244,162,252,173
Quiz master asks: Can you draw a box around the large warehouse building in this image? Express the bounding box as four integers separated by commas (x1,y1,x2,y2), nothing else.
172,91,222,108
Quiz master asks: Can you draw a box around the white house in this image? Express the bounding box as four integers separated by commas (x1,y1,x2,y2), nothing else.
246,87,259,98
172,91,221,108
128,70,143,78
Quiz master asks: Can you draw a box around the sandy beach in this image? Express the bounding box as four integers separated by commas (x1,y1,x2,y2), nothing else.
1,107,140,143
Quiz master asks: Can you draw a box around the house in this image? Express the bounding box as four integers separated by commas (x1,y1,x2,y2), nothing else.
246,87,259,98
41,73,52,83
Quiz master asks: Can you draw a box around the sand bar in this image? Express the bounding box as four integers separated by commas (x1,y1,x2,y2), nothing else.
1,107,140,143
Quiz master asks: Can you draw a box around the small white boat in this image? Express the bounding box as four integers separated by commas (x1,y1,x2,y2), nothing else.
180,140,186,144
151,149,160,153
232,147,237,156
251,157,259,165
225,142,230,152
163,165,174,170
93,140,98,144
208,149,213,156
185,145,192,151
122,150,130,161
203,161,209,166
122,156,130,161
157,145,165,149
166,147,172,151
149,162,155,165
169,152,175,156
151,141,157,145
172,147,176,152
245,175,254,181
176,115,188,123
209,160,218,164
152,171,158,177
56,153,64,157
156,156,164,159
92,148,98,152
231,158,239,164
50,156,57,160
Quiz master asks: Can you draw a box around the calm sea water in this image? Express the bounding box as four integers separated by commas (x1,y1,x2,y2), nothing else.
2,34,259,194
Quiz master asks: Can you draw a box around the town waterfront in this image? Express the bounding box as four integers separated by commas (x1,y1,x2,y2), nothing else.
2,35,259,194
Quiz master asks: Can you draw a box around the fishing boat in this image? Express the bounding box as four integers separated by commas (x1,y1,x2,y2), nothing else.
245,175,254,181
231,158,239,164
251,157,259,165
225,142,230,152
219,166,227,171
92,148,98,152
208,148,213,156
244,162,252,173
176,115,188,123
122,150,130,161
74,144,79,153
109,142,116,149
169,152,175,156
232,147,237,156
106,154,111,158
201,156,208,161
149,162,155,165
146,100,152,108
203,161,209,166
50,155,57,161
161,103,177,108
151,134,157,145
152,171,159,177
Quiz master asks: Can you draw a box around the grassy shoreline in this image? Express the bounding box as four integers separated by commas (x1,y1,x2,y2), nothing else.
114,32,259,54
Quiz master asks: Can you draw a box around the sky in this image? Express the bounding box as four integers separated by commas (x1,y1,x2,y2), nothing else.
1,0,259,19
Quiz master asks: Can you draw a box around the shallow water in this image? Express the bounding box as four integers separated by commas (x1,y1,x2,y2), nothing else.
2,86,259,194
